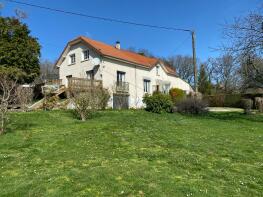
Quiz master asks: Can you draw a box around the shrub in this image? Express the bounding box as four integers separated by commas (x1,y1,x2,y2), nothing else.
169,88,186,105
241,99,253,114
203,94,242,107
70,87,110,121
143,92,173,113
176,98,208,114
224,94,242,107
97,88,111,110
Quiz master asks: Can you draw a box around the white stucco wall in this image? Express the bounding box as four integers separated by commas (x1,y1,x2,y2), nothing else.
59,42,102,86
58,42,192,108
100,58,192,108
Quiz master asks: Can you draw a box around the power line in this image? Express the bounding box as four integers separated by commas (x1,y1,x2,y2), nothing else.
4,0,192,33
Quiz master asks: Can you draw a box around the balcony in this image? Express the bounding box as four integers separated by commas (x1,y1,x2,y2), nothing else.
115,81,129,93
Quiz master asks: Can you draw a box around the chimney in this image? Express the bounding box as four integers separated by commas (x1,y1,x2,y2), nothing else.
115,41,120,49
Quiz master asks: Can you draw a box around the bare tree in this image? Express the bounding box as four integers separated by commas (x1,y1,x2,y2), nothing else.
14,8,28,19
40,60,59,80
166,55,194,86
0,75,17,134
69,86,110,121
206,54,241,93
126,47,155,58
221,4,263,89
222,6,263,58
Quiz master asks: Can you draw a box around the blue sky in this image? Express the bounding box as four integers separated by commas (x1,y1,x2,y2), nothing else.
0,0,261,62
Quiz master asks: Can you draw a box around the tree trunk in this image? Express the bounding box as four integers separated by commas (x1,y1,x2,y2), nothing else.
80,113,86,121
0,112,4,135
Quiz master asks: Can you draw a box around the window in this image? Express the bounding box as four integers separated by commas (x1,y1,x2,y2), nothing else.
69,54,76,64
143,79,150,93
117,71,125,83
83,50,89,61
86,70,94,80
162,84,170,94
156,65,160,76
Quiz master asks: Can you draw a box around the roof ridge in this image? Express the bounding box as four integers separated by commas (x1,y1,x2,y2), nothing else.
68,36,176,75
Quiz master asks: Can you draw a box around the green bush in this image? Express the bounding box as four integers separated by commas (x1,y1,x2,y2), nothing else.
224,94,242,107
204,94,242,107
169,88,186,105
143,92,173,113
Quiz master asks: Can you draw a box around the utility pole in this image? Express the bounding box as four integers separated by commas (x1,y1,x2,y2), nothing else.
191,31,198,93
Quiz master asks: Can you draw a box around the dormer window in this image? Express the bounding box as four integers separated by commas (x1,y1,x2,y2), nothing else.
83,50,89,61
69,54,76,64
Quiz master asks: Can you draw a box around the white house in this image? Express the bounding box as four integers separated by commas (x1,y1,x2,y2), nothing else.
55,36,192,108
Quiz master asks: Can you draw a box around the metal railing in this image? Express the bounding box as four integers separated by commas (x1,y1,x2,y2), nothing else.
116,81,129,93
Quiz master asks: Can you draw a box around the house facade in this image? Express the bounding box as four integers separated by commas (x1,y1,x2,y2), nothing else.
55,36,192,108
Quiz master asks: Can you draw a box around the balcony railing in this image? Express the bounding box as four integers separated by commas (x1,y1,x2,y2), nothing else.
116,81,129,93
68,77,102,90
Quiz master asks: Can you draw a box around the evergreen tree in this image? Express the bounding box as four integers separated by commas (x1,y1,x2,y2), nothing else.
0,17,41,83
198,64,212,95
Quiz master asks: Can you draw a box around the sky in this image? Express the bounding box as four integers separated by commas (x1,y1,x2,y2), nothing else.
0,0,261,62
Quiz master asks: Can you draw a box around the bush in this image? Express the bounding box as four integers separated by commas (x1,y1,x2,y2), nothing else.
203,94,242,107
70,87,110,121
176,98,208,114
241,99,253,114
169,88,186,105
143,92,173,113
97,88,111,110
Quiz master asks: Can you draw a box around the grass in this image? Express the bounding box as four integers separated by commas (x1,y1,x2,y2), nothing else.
0,110,262,196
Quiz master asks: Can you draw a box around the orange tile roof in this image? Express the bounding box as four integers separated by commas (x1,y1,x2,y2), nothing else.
69,36,176,75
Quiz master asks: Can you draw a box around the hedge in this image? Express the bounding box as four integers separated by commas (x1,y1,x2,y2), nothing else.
203,94,242,108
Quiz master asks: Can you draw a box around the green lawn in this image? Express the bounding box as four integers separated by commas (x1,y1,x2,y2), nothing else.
0,110,262,196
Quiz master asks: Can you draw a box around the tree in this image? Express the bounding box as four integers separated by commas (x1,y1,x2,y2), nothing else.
40,60,59,80
0,17,41,83
0,67,26,134
206,54,240,93
126,47,155,58
240,55,263,89
198,64,212,95
222,6,263,58
166,55,194,87
221,4,263,89
69,86,110,121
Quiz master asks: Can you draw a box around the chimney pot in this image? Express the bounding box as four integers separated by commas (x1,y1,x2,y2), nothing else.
115,41,120,49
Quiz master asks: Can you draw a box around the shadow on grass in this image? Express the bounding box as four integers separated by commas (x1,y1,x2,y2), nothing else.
7,121,37,133
199,112,263,123
68,109,104,121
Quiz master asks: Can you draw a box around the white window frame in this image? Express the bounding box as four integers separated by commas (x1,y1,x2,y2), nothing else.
117,71,125,82
143,79,151,93
69,54,76,64
82,50,89,61
162,84,170,94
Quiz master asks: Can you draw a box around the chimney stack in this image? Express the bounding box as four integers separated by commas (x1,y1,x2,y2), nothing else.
115,41,120,49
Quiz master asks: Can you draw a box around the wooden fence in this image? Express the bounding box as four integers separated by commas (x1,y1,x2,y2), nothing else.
45,79,62,86
68,77,102,90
